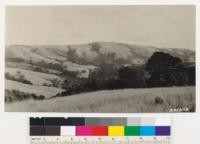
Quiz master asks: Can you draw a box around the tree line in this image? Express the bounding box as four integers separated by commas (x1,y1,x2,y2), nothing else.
56,52,195,97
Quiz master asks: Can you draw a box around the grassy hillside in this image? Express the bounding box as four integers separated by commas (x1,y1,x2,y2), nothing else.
5,80,64,98
5,68,60,85
5,67,60,86
63,61,97,78
6,42,195,66
5,86,195,112
5,42,195,112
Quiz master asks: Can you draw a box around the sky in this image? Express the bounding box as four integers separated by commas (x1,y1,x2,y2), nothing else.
6,5,195,50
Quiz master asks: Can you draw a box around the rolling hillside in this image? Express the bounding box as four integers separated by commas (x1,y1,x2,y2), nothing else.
6,42,195,65
5,86,195,112
5,67,60,86
5,80,64,98
5,42,195,106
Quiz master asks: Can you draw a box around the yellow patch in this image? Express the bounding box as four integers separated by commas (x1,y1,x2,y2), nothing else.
108,126,124,136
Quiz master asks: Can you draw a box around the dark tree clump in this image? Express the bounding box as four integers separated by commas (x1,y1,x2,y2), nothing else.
145,52,189,87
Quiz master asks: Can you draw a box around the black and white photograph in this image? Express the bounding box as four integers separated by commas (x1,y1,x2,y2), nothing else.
5,5,195,112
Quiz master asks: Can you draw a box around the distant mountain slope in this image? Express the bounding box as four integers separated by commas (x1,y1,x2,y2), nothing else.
6,45,59,64
6,42,195,66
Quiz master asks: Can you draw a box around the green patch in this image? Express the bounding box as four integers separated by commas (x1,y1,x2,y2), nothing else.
125,126,140,136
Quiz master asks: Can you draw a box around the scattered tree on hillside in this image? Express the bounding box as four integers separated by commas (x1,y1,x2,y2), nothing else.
66,48,78,63
5,72,32,85
51,78,60,87
90,42,101,53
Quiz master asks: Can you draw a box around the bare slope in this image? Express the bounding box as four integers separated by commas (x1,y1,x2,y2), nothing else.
5,86,195,112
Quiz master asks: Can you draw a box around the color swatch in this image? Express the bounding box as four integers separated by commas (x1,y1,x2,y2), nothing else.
30,117,171,136
108,126,124,136
140,126,155,136
125,126,140,136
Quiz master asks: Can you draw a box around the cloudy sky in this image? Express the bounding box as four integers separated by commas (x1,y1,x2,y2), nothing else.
6,5,195,50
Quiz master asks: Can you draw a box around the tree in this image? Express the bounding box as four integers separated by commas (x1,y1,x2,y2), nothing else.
51,78,60,87
117,65,145,88
91,42,101,53
145,52,182,73
66,47,78,62
145,52,185,87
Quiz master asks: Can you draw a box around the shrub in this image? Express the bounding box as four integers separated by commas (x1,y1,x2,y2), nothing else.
42,83,52,87
5,72,32,85
154,96,164,105
5,90,46,103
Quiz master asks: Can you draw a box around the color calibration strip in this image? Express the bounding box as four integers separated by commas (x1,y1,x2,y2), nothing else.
30,117,171,137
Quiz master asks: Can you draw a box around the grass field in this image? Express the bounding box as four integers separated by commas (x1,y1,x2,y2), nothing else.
5,86,195,112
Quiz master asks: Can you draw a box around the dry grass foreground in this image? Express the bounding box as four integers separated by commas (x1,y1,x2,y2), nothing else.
5,86,195,112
